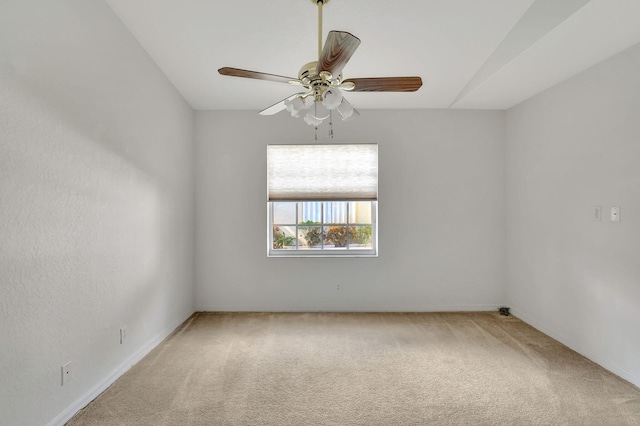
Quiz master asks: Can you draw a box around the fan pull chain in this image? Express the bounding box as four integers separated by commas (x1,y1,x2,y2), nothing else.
314,101,319,142
329,110,334,139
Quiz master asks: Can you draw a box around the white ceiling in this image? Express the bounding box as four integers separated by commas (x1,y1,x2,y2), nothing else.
105,0,640,111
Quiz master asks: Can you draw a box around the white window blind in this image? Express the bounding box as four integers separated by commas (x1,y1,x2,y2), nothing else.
267,144,378,201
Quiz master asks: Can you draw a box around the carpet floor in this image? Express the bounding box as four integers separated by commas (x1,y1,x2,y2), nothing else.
67,312,640,425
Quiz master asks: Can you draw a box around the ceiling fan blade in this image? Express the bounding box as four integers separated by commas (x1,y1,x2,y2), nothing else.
259,94,303,116
343,77,423,92
219,67,297,84
316,31,361,77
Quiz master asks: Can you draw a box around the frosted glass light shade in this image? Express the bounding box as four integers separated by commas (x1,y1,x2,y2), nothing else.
322,88,343,109
337,98,354,119
343,107,359,121
284,96,307,117
267,144,378,201
303,112,323,126
310,101,330,120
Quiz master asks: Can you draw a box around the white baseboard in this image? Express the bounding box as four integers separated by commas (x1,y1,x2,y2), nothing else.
195,304,503,312
510,308,640,389
47,312,194,426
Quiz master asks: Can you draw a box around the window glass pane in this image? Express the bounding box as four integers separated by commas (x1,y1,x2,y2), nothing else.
348,226,372,249
298,225,323,249
268,201,376,256
273,202,296,224
324,202,348,224
299,202,322,224
324,225,348,249
350,201,372,224
273,226,296,249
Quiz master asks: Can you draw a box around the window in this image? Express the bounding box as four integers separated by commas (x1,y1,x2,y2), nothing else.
267,144,378,257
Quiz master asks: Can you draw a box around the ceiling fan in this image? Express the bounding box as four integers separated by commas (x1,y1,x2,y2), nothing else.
219,0,422,127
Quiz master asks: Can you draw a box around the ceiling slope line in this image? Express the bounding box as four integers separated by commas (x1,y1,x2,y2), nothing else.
448,0,592,109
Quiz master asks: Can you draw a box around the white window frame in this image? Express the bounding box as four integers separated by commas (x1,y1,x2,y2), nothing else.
267,201,378,258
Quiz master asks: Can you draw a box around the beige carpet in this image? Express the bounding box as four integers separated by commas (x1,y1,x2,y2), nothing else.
68,312,640,425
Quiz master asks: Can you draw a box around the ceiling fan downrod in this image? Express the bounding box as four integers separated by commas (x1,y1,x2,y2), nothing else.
313,0,329,60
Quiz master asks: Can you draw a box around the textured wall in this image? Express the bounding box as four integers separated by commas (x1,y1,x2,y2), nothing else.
0,1,195,425
506,42,640,387
195,109,506,312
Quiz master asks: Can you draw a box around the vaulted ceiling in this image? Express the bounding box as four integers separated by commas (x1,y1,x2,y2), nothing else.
106,0,640,111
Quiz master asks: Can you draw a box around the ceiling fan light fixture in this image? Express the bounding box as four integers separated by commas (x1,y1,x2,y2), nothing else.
310,101,330,121
342,108,359,121
304,112,324,126
284,96,308,117
336,98,354,120
322,88,343,109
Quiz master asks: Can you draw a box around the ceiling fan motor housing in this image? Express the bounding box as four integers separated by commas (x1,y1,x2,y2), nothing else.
298,61,320,83
298,61,342,101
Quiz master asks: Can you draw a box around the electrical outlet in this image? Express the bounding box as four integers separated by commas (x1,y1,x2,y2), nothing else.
120,326,127,344
336,283,341,291
61,362,72,386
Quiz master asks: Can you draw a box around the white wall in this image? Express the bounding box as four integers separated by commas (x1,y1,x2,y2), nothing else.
506,42,640,387
0,1,195,425
195,109,506,312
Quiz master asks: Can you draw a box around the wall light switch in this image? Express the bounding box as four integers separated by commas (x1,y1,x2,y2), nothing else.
611,206,621,222
593,206,602,221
